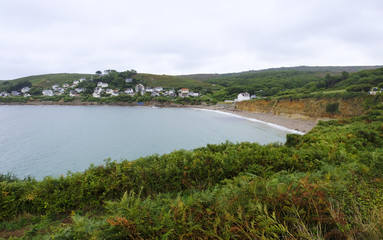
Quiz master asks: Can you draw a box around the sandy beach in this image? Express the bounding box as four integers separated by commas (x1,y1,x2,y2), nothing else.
190,104,318,134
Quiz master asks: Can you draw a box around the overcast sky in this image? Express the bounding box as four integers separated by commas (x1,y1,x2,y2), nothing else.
1,0,382,79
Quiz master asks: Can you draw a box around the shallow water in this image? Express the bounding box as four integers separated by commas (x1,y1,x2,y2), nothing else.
0,105,291,179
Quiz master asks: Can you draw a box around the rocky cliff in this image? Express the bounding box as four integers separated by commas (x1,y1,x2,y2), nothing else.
235,97,369,120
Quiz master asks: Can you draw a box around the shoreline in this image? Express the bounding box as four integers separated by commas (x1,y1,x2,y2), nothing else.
0,101,318,133
189,104,317,134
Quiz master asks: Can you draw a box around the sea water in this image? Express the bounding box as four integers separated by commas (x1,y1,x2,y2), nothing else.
0,105,292,179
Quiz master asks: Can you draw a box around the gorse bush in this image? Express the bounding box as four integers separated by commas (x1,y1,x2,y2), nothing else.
1,106,383,239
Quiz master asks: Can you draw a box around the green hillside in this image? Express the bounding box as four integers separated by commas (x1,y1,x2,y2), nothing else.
0,73,92,92
11,73,92,88
137,73,223,90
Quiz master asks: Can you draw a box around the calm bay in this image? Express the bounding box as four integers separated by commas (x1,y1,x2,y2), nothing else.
0,105,291,179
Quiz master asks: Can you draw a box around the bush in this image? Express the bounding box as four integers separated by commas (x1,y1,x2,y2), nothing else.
326,102,339,114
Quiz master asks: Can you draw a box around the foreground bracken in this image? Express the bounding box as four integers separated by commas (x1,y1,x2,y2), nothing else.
1,105,383,239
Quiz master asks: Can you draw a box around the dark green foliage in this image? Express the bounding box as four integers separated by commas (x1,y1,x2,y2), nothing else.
326,102,340,113
0,80,31,92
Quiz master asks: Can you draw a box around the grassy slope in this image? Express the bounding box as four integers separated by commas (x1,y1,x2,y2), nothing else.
0,73,93,89
138,73,223,90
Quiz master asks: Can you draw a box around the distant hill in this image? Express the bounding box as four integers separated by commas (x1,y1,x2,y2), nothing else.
1,66,381,93
177,66,382,82
247,65,383,73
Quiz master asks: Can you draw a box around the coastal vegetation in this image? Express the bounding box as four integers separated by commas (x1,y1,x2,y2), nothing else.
1,104,383,239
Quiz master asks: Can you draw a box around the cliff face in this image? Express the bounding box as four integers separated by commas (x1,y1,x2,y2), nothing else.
236,98,368,120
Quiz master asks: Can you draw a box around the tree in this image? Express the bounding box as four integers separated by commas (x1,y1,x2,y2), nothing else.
341,71,350,80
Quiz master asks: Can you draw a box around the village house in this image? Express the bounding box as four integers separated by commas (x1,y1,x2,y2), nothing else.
63,83,69,88
97,82,109,88
0,92,9,97
235,92,250,102
42,90,54,97
154,86,163,92
105,89,114,95
92,92,101,98
57,88,65,94
179,88,189,97
69,90,80,97
75,88,85,93
52,84,60,90
188,92,199,97
11,91,20,96
168,89,176,97
79,78,86,82
135,84,145,95
124,88,134,94
125,78,133,83
21,87,30,93
73,80,79,86
151,92,160,97
145,87,154,93
23,93,31,97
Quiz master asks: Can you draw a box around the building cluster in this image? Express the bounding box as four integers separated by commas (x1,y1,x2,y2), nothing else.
1,86,32,97
1,78,201,99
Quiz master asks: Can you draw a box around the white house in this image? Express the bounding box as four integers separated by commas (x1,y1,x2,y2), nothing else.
75,88,85,93
236,92,250,102
79,78,86,82
125,88,134,94
42,90,54,96
11,91,20,96
188,92,199,97
125,78,133,83
0,92,9,97
63,83,69,88
94,87,103,94
73,80,79,86
145,87,154,93
178,88,189,97
135,84,145,94
180,88,189,94
97,82,109,88
168,89,176,97
154,86,163,92
69,90,80,97
21,87,31,93
106,89,114,95
151,92,160,97
92,92,101,98
52,84,60,90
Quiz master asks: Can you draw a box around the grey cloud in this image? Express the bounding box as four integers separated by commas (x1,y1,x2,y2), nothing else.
0,0,382,79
